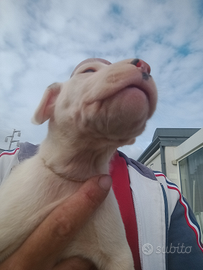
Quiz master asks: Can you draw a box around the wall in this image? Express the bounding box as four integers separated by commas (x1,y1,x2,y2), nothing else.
175,128,203,162
144,149,162,172
165,146,180,187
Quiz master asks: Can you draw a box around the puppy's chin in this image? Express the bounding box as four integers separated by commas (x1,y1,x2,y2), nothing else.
105,85,151,119
109,89,150,138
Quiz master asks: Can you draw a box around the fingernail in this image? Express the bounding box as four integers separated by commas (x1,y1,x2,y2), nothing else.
98,175,112,191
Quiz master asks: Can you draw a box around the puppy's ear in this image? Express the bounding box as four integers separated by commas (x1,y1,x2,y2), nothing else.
32,83,61,125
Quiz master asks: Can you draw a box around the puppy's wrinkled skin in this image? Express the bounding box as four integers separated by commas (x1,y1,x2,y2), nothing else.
0,58,157,269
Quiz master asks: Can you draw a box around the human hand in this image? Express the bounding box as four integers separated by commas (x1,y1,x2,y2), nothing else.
0,175,112,270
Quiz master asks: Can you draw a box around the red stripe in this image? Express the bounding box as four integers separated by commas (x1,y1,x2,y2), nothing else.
0,148,19,157
155,173,165,178
110,151,141,270
155,173,203,252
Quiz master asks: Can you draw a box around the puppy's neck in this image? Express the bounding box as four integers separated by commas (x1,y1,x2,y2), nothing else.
38,133,117,181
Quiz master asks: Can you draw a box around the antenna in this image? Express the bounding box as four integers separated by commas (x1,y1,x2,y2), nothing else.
5,129,21,150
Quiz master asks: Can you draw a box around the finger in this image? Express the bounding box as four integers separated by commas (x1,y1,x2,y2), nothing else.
4,175,112,270
53,257,97,270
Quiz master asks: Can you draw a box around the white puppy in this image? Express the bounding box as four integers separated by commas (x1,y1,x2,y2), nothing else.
0,58,157,269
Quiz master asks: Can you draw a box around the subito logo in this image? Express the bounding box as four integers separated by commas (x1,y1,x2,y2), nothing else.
142,243,154,255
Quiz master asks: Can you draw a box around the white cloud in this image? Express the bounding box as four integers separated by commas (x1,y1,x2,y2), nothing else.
0,0,202,158
0,51,24,92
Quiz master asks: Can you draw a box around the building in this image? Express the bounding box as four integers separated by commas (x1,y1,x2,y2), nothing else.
138,128,203,236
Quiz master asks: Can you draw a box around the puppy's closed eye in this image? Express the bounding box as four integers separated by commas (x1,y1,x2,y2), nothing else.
82,68,96,73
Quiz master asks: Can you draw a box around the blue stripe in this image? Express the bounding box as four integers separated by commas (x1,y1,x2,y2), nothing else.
160,182,169,270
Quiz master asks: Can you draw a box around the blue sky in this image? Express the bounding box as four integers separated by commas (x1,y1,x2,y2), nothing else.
0,0,203,159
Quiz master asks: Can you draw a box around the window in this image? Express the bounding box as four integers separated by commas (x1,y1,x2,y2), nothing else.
179,147,203,238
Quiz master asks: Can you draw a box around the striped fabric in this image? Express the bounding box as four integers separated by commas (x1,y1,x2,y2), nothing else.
155,172,203,253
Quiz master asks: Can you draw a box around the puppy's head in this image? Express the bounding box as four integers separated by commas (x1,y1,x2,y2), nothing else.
32,58,157,147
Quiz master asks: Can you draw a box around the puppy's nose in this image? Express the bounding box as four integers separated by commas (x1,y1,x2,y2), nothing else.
131,59,151,75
